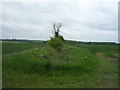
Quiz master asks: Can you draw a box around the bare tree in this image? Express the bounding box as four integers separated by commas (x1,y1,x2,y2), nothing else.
53,23,62,37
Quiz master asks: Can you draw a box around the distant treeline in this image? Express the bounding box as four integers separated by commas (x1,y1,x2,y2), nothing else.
65,40,119,45
1,39,119,45
1,39,46,43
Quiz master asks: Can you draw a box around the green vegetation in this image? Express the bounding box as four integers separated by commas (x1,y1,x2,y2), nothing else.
47,23,65,52
70,44,118,53
48,36,64,52
2,41,45,55
2,41,118,88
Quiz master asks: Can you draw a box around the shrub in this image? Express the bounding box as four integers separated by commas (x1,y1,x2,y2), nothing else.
47,36,64,52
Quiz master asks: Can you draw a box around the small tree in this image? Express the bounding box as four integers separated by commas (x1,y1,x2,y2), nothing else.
48,23,65,52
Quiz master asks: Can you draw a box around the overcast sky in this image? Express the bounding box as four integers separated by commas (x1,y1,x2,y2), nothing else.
1,0,119,42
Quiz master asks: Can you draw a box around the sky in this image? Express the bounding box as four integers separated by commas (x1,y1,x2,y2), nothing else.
0,0,119,42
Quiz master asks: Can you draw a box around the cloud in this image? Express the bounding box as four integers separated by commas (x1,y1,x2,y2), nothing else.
2,20,52,40
1,0,118,42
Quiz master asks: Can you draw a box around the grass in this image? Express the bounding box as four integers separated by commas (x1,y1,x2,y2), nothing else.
2,41,45,55
104,51,118,59
3,45,99,75
2,41,119,88
70,44,118,53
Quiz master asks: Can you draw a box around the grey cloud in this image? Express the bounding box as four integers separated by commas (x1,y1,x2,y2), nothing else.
1,1,118,42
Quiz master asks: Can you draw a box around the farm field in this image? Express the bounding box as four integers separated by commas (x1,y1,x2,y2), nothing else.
2,41,119,88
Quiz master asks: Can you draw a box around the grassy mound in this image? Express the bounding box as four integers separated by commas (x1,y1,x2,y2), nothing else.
3,45,99,76
3,43,118,88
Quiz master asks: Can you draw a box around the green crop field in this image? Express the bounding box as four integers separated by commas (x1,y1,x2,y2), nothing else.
2,41,119,88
